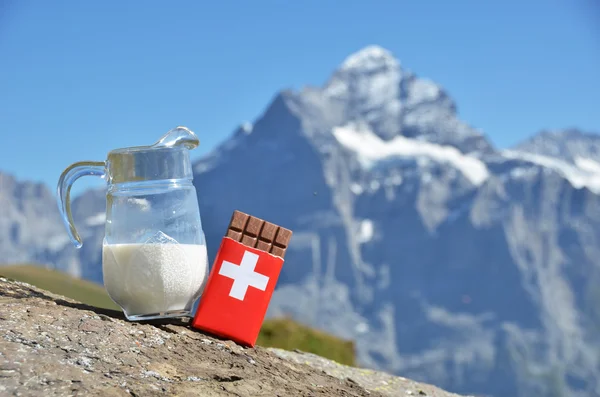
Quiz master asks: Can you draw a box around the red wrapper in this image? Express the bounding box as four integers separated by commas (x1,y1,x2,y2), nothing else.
192,237,284,347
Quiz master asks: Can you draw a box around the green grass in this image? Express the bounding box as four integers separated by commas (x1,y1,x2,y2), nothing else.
257,317,356,366
0,264,120,310
1,264,356,365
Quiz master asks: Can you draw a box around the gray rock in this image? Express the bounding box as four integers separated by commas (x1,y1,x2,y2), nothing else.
0,277,466,397
269,348,473,397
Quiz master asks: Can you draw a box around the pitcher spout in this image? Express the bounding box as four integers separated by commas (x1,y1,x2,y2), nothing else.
152,126,199,150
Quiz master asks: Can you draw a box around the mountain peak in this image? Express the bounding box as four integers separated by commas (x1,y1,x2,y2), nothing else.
513,128,600,163
338,45,399,72
322,46,403,133
536,128,598,140
227,45,492,155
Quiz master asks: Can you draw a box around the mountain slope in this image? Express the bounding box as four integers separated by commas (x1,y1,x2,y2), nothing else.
0,173,104,279
190,47,600,397
504,129,600,194
513,128,600,164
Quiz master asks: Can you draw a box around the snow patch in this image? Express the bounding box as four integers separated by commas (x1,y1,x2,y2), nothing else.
338,45,398,71
406,78,442,106
503,151,600,194
383,173,403,188
357,220,374,243
350,183,364,195
333,124,489,186
574,157,600,174
85,212,106,227
326,49,401,112
355,322,369,334
369,180,380,191
241,122,253,134
510,167,538,180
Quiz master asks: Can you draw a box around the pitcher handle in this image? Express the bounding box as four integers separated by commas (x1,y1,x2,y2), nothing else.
56,161,106,249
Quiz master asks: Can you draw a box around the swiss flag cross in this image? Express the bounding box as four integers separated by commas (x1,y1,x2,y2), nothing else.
191,237,284,347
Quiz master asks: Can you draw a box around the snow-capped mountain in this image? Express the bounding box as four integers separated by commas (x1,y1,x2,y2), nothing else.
503,129,600,194
514,128,600,164
2,46,599,397
0,174,105,280
0,172,71,269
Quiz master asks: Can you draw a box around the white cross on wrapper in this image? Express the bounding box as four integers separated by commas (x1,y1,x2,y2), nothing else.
218,250,270,301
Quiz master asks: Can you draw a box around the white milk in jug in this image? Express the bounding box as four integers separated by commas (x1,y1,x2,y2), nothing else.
102,243,209,318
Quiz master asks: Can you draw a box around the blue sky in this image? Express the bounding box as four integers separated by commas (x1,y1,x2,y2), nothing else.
1,0,599,194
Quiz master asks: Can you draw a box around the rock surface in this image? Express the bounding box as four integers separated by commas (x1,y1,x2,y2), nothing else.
269,349,468,397
0,277,466,397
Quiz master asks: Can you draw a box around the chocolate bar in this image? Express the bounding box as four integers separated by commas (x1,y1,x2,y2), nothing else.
225,210,292,259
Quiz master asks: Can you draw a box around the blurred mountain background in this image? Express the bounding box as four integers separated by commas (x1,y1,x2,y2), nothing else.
1,1,599,397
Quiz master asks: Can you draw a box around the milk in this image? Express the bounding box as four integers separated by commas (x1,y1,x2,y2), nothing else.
102,243,209,318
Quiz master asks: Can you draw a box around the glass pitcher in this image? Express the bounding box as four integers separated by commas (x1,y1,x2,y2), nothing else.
57,127,209,321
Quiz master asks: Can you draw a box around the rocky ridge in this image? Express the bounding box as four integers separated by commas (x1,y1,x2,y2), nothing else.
0,277,467,397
